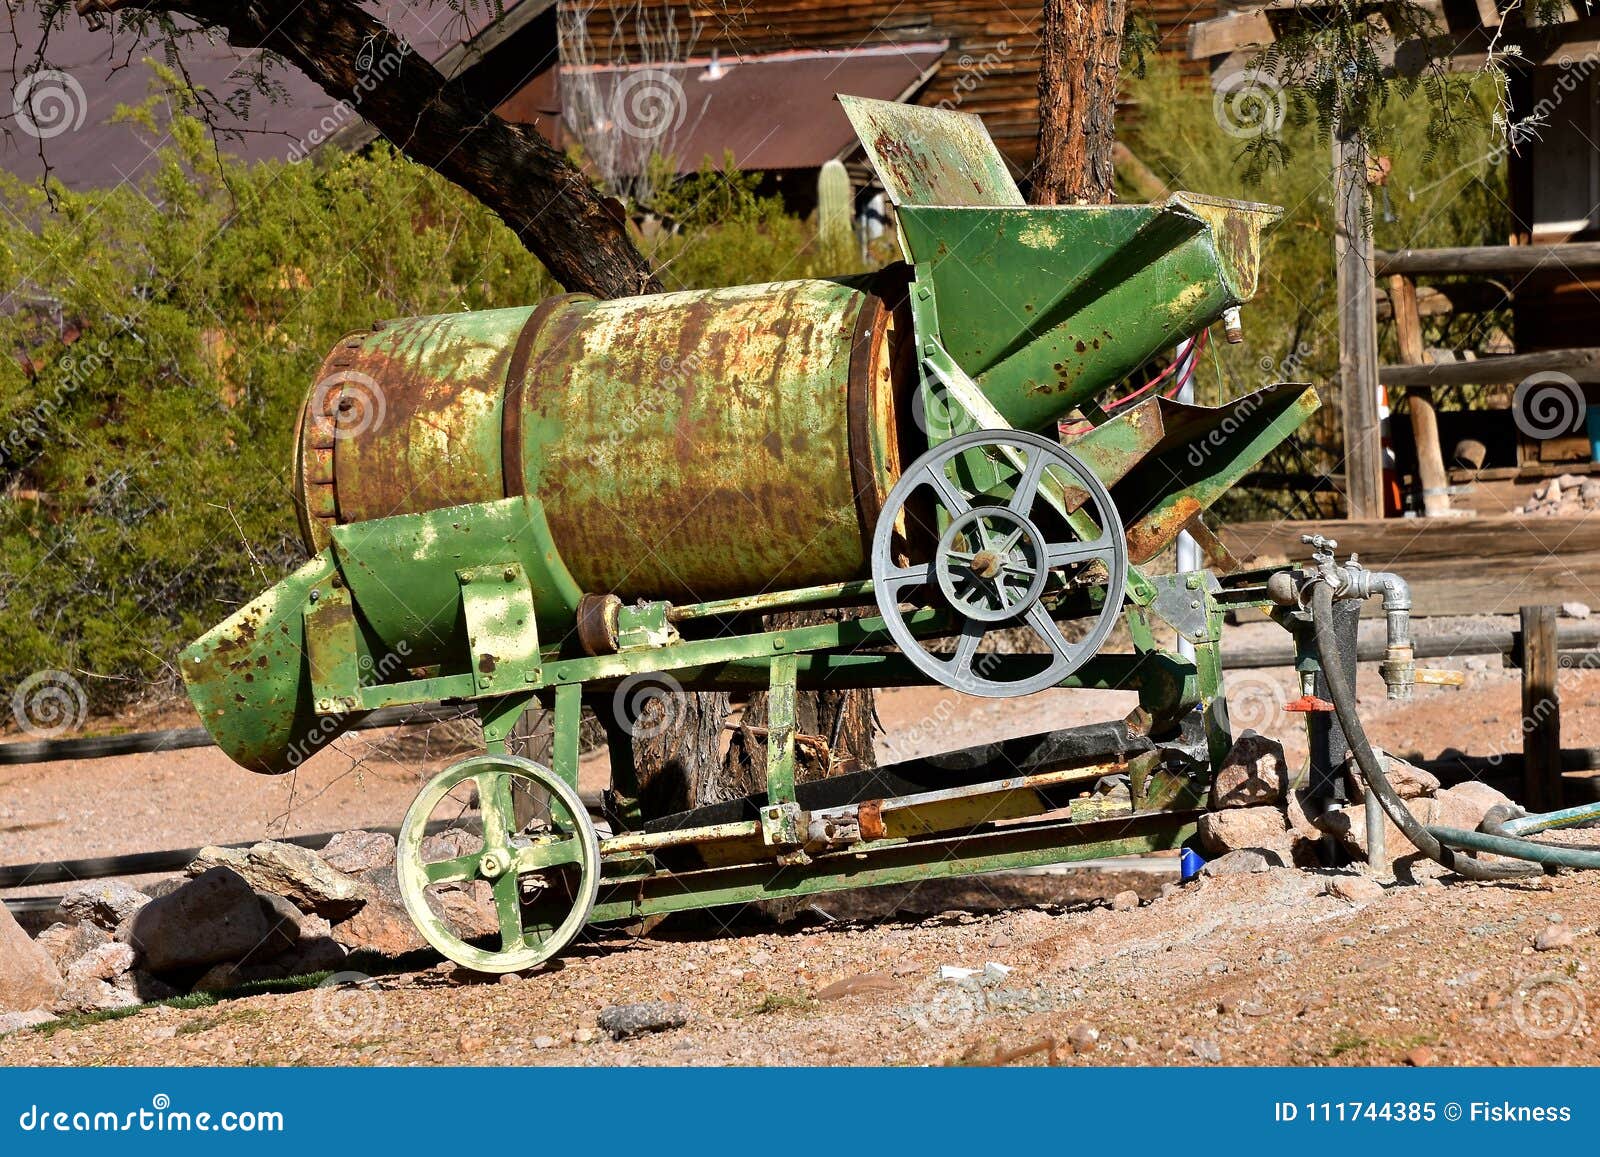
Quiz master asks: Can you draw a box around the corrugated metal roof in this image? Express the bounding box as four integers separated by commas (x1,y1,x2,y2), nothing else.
0,1,538,189
502,43,947,174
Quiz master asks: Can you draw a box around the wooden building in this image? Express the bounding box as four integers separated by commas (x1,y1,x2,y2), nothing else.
1189,2,1600,520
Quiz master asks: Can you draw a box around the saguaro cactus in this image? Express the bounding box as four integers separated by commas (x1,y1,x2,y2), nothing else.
816,159,854,265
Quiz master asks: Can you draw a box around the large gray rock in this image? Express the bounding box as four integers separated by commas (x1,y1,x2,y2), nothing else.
121,867,273,973
1197,805,1295,861
320,830,396,875
188,842,365,919
1211,730,1289,808
55,881,151,931
0,905,63,1013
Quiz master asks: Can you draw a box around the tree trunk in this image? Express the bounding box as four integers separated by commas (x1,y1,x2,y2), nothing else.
77,0,659,298
719,613,876,803
1033,0,1128,206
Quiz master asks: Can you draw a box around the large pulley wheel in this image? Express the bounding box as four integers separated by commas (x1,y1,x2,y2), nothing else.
397,753,601,973
872,429,1127,697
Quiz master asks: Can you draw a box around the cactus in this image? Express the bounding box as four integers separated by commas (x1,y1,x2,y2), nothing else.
816,159,854,267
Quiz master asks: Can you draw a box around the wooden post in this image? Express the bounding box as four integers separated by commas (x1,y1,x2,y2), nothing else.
1520,604,1561,812
1388,273,1452,516
1335,130,1383,520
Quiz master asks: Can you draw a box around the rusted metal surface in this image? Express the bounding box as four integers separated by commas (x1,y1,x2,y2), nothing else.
515,280,881,600
838,95,1024,208
293,308,533,552
576,593,621,655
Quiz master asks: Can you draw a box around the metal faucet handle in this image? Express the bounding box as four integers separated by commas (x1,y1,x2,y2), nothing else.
1299,533,1338,552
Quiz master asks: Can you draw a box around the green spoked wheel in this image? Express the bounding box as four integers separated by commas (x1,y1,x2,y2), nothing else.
396,754,601,973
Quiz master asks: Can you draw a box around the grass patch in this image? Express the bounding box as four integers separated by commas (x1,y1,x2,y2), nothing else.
748,992,816,1016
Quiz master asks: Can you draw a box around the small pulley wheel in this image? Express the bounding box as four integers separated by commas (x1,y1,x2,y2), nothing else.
871,429,1127,697
396,753,601,973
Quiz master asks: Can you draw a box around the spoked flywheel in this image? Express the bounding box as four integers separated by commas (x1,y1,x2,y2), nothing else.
397,753,601,972
872,429,1127,697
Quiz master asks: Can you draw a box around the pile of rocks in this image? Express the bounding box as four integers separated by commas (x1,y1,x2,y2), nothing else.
1517,474,1600,517
1,828,487,1031
1196,729,1516,883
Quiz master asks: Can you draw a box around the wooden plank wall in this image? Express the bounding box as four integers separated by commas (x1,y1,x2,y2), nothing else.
577,0,1219,172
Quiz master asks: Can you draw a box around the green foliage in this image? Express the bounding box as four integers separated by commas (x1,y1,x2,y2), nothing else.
644,158,867,290
1118,58,1510,517
0,102,557,712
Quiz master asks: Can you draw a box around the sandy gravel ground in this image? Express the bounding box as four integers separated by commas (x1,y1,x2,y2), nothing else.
4,864,1599,1066
2,615,1599,1065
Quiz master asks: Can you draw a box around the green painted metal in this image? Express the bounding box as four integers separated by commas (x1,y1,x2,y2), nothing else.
897,196,1280,432
837,95,1025,208
181,96,1334,971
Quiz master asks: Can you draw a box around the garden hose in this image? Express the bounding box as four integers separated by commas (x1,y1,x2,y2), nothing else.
1309,581,1539,880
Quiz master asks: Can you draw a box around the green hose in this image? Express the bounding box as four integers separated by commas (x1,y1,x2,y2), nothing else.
1310,582,1537,880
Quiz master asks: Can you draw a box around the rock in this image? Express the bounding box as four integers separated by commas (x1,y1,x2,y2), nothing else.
1197,806,1294,861
1317,798,1454,880
428,882,498,940
1191,1038,1222,1062
1067,1023,1099,1054
332,898,426,958
815,972,899,1000
1327,874,1385,904
64,942,136,983
34,922,110,973
597,1001,690,1040
1535,923,1576,951
55,977,138,1013
1435,781,1515,833
1405,1046,1435,1067
1347,753,1440,802
572,1026,596,1044
191,963,242,994
0,902,64,1013
55,881,150,931
1109,890,1140,912
320,830,396,875
121,867,273,973
1211,730,1289,808
249,893,308,962
420,828,484,862
1200,849,1276,876
187,842,364,919
1562,601,1592,620
0,1009,56,1035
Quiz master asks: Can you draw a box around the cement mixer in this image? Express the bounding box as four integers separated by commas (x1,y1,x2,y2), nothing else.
181,98,1361,971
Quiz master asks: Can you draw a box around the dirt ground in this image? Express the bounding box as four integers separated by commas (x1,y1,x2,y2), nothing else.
3,614,1599,1065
